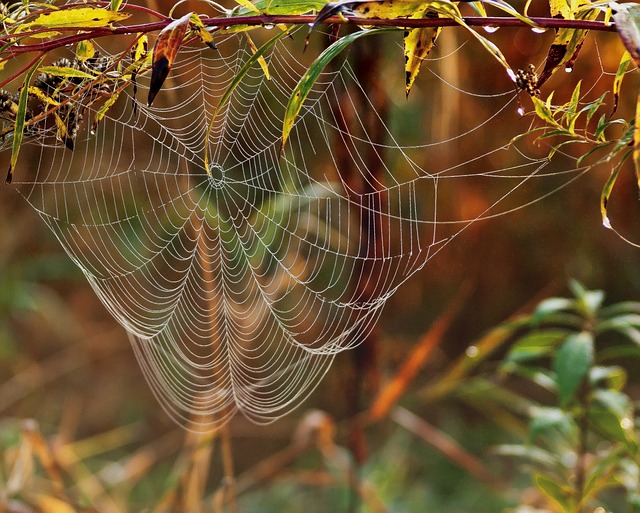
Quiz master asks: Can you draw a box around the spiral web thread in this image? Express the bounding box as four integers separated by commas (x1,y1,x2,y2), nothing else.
3,26,581,432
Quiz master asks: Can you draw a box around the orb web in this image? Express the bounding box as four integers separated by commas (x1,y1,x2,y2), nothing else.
4,27,583,431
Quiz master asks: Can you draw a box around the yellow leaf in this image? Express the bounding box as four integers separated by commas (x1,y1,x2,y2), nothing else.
245,33,270,80
134,34,148,62
189,14,216,49
549,0,571,19
53,112,74,150
235,0,262,13
28,86,59,106
93,90,122,130
76,39,95,61
404,12,440,97
38,66,97,80
17,7,129,32
351,1,432,18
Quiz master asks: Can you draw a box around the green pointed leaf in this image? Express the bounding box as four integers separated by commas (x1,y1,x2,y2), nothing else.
532,96,560,128
248,0,327,15
504,330,570,363
533,297,574,319
534,472,573,512
589,389,635,448
206,27,293,172
529,407,575,443
553,331,593,406
111,0,124,11
282,28,388,151
589,365,627,391
92,90,122,132
492,445,558,468
600,152,627,229
6,57,44,184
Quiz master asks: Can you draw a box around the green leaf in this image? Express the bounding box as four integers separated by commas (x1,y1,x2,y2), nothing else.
534,472,573,512
92,90,122,132
110,0,124,11
529,407,575,442
569,280,604,316
499,362,557,392
492,444,560,468
589,389,635,447
589,365,627,391
205,27,293,172
246,0,327,15
532,96,560,127
282,28,388,151
600,156,626,229
553,331,593,406
6,56,44,184
533,297,574,321
504,329,570,363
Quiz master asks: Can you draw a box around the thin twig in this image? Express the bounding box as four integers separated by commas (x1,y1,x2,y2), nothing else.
1,14,617,58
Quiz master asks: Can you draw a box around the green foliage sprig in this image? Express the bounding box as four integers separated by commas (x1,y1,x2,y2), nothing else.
496,281,640,513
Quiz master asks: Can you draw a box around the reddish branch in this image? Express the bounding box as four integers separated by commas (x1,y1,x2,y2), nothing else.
1,14,617,59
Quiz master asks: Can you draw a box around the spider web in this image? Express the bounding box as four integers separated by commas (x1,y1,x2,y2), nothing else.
4,26,580,431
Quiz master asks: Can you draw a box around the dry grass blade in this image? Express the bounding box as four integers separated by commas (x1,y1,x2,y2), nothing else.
391,406,502,490
424,284,558,402
368,285,471,422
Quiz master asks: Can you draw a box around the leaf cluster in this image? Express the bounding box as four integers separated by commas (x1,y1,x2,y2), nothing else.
495,281,640,512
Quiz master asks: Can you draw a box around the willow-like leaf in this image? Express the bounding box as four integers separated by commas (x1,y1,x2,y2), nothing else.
205,27,293,173
282,28,389,152
612,50,632,116
600,152,630,229
404,12,440,97
244,33,270,80
537,5,599,89
189,13,216,49
37,65,97,81
148,12,192,106
16,7,129,31
613,2,640,67
236,0,328,16
6,57,44,184
92,90,122,132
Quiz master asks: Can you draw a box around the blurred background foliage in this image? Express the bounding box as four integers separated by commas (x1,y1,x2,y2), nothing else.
2,0,640,512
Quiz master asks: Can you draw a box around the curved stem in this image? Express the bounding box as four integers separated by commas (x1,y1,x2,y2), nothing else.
1,13,617,59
